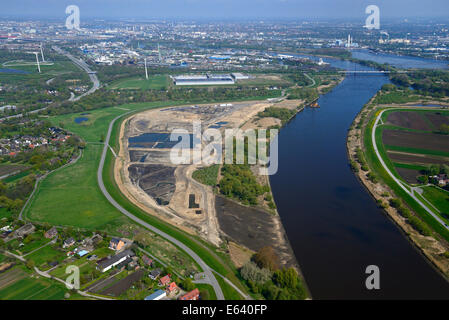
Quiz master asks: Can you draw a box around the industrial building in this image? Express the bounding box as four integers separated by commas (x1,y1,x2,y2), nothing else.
172,74,235,86
231,72,249,80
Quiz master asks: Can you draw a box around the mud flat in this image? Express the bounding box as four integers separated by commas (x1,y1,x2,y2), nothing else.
215,195,298,268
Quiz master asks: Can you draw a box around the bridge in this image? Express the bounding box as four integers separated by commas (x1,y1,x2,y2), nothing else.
338,70,407,74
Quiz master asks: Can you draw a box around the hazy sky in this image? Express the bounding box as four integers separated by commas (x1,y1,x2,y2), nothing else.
1,0,449,19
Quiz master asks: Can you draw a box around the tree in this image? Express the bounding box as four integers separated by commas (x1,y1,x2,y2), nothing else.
240,261,271,284
252,246,280,271
180,278,195,291
273,268,299,289
440,124,449,135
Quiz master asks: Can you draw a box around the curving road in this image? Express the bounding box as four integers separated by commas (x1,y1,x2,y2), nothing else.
97,112,225,300
372,107,449,231
0,47,100,122
52,46,100,101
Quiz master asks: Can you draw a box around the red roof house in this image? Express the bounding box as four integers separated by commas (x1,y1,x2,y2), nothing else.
159,274,171,286
166,282,178,293
179,288,200,300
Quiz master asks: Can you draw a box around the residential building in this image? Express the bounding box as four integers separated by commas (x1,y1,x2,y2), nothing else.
179,288,200,301
15,223,35,238
97,249,134,272
149,268,161,280
44,227,58,239
63,237,75,248
109,237,125,251
166,282,178,294
159,274,171,286
142,255,153,266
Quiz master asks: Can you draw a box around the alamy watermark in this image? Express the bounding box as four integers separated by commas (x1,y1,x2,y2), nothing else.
65,5,81,30
365,265,380,290
365,5,380,30
169,121,278,175
65,265,80,290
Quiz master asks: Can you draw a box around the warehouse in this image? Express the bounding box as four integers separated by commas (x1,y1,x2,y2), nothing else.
172,74,235,86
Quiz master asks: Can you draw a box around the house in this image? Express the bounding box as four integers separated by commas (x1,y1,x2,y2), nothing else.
116,257,133,270
144,289,167,300
44,227,58,239
97,249,134,273
166,282,178,294
437,174,449,186
142,255,153,266
159,274,171,286
63,237,75,248
109,238,125,251
15,223,35,238
149,268,161,280
179,288,200,301
77,250,89,257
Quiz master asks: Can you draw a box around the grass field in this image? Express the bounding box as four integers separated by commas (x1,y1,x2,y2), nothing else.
421,186,449,218
0,275,66,300
196,283,218,300
26,245,66,267
214,275,242,300
192,165,220,186
109,75,168,90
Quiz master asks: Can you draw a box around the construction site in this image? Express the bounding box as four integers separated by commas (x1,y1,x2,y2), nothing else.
114,100,301,268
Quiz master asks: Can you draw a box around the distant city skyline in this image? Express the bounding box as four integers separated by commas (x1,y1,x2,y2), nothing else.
1,0,449,20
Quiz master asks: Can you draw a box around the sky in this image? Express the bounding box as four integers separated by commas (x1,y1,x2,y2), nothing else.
1,0,448,20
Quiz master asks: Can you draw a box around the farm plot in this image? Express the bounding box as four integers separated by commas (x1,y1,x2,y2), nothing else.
425,112,449,129
101,269,144,297
386,111,432,131
383,129,449,154
0,164,27,178
388,151,449,167
0,276,66,300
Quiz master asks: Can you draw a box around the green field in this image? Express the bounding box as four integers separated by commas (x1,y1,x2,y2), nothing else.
26,245,67,267
0,276,66,300
421,186,449,218
25,143,129,230
214,274,242,300
192,165,220,186
195,283,217,300
0,61,82,84
109,75,168,90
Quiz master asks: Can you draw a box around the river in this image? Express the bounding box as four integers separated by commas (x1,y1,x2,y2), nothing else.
269,52,449,299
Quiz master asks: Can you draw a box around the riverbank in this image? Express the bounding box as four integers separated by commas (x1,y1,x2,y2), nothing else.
347,97,449,279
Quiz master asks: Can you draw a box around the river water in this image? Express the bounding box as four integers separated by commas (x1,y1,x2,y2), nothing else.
269,53,449,299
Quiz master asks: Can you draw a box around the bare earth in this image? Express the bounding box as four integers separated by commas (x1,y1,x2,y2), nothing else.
115,99,301,270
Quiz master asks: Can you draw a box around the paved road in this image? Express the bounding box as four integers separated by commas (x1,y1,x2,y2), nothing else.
97,112,225,300
0,47,100,122
373,108,449,231
52,46,100,101
304,73,316,87
33,266,113,300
